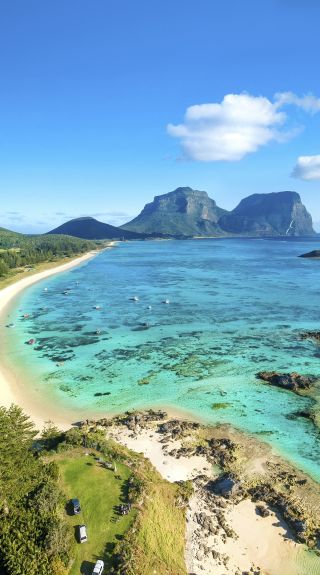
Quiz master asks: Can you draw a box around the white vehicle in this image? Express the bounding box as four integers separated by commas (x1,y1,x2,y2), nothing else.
78,524,88,543
92,559,104,575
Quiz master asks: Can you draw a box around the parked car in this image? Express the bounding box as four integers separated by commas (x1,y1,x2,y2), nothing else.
119,503,131,515
92,559,104,575
78,524,88,543
71,498,81,514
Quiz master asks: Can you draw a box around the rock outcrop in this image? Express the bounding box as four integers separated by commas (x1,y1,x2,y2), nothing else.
299,250,320,258
256,371,317,393
300,331,320,342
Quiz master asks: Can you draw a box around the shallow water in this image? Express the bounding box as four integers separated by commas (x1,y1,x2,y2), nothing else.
3,238,320,479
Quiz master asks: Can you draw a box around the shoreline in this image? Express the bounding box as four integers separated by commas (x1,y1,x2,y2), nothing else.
0,249,106,428
101,411,320,575
0,246,319,572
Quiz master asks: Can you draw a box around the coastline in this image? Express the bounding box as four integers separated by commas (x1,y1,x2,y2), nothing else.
0,244,319,573
0,249,105,428
102,411,320,575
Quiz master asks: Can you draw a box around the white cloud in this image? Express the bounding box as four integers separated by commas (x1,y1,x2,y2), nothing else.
292,155,320,181
167,92,320,162
274,91,320,114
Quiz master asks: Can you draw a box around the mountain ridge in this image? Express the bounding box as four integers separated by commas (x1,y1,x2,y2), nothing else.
122,188,315,238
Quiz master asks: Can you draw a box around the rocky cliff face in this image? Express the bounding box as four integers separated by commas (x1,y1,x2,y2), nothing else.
121,187,227,236
218,191,315,236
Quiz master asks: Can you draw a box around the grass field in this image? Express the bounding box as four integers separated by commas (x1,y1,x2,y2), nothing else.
51,436,188,575
56,449,135,575
125,467,188,575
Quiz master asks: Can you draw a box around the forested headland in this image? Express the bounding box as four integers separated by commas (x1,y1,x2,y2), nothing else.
0,228,100,279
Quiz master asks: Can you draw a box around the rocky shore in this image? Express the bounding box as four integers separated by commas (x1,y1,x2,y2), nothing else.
76,409,320,575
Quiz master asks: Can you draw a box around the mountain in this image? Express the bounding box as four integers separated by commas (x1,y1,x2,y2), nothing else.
218,191,315,236
121,187,227,237
47,216,147,240
47,190,315,241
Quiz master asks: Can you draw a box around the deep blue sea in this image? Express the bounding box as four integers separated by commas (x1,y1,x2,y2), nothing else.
4,238,320,479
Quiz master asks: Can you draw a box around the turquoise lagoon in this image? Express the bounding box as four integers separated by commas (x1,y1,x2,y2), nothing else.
3,238,320,480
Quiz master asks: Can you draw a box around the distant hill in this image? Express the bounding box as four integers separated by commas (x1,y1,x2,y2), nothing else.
219,191,315,236
121,187,227,237
47,216,147,240
122,188,315,237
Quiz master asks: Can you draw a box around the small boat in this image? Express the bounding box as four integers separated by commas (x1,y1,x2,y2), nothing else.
6,323,15,328
130,296,139,302
162,299,170,304
23,313,30,318
94,305,102,310
27,338,36,345
147,305,152,310
62,291,69,295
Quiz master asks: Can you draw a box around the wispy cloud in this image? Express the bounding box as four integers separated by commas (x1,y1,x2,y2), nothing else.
274,92,320,114
167,92,320,162
292,155,320,180
4,212,26,222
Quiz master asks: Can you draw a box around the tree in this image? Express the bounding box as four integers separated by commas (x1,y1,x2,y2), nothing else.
0,406,73,574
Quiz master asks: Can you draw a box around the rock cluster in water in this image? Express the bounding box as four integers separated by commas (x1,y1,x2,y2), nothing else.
256,371,317,393
300,331,320,343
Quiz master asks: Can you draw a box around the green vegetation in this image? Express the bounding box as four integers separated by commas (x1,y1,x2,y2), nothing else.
0,406,72,575
0,411,188,574
0,227,99,281
54,450,135,575
211,402,231,409
110,447,188,575
51,425,188,574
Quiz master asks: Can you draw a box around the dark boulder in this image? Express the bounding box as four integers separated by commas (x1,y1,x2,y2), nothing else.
207,474,243,500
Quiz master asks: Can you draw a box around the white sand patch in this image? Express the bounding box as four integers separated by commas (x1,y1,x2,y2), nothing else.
110,426,212,482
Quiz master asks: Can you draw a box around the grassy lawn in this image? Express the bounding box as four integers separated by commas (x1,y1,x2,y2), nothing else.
55,449,135,575
49,436,188,575
127,471,188,575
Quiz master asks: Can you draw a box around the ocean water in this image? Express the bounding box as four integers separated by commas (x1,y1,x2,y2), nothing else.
3,238,320,480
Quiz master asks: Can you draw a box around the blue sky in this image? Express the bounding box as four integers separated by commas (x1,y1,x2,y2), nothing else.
0,0,320,232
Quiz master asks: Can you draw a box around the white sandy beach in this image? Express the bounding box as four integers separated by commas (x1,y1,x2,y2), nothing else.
0,250,101,428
